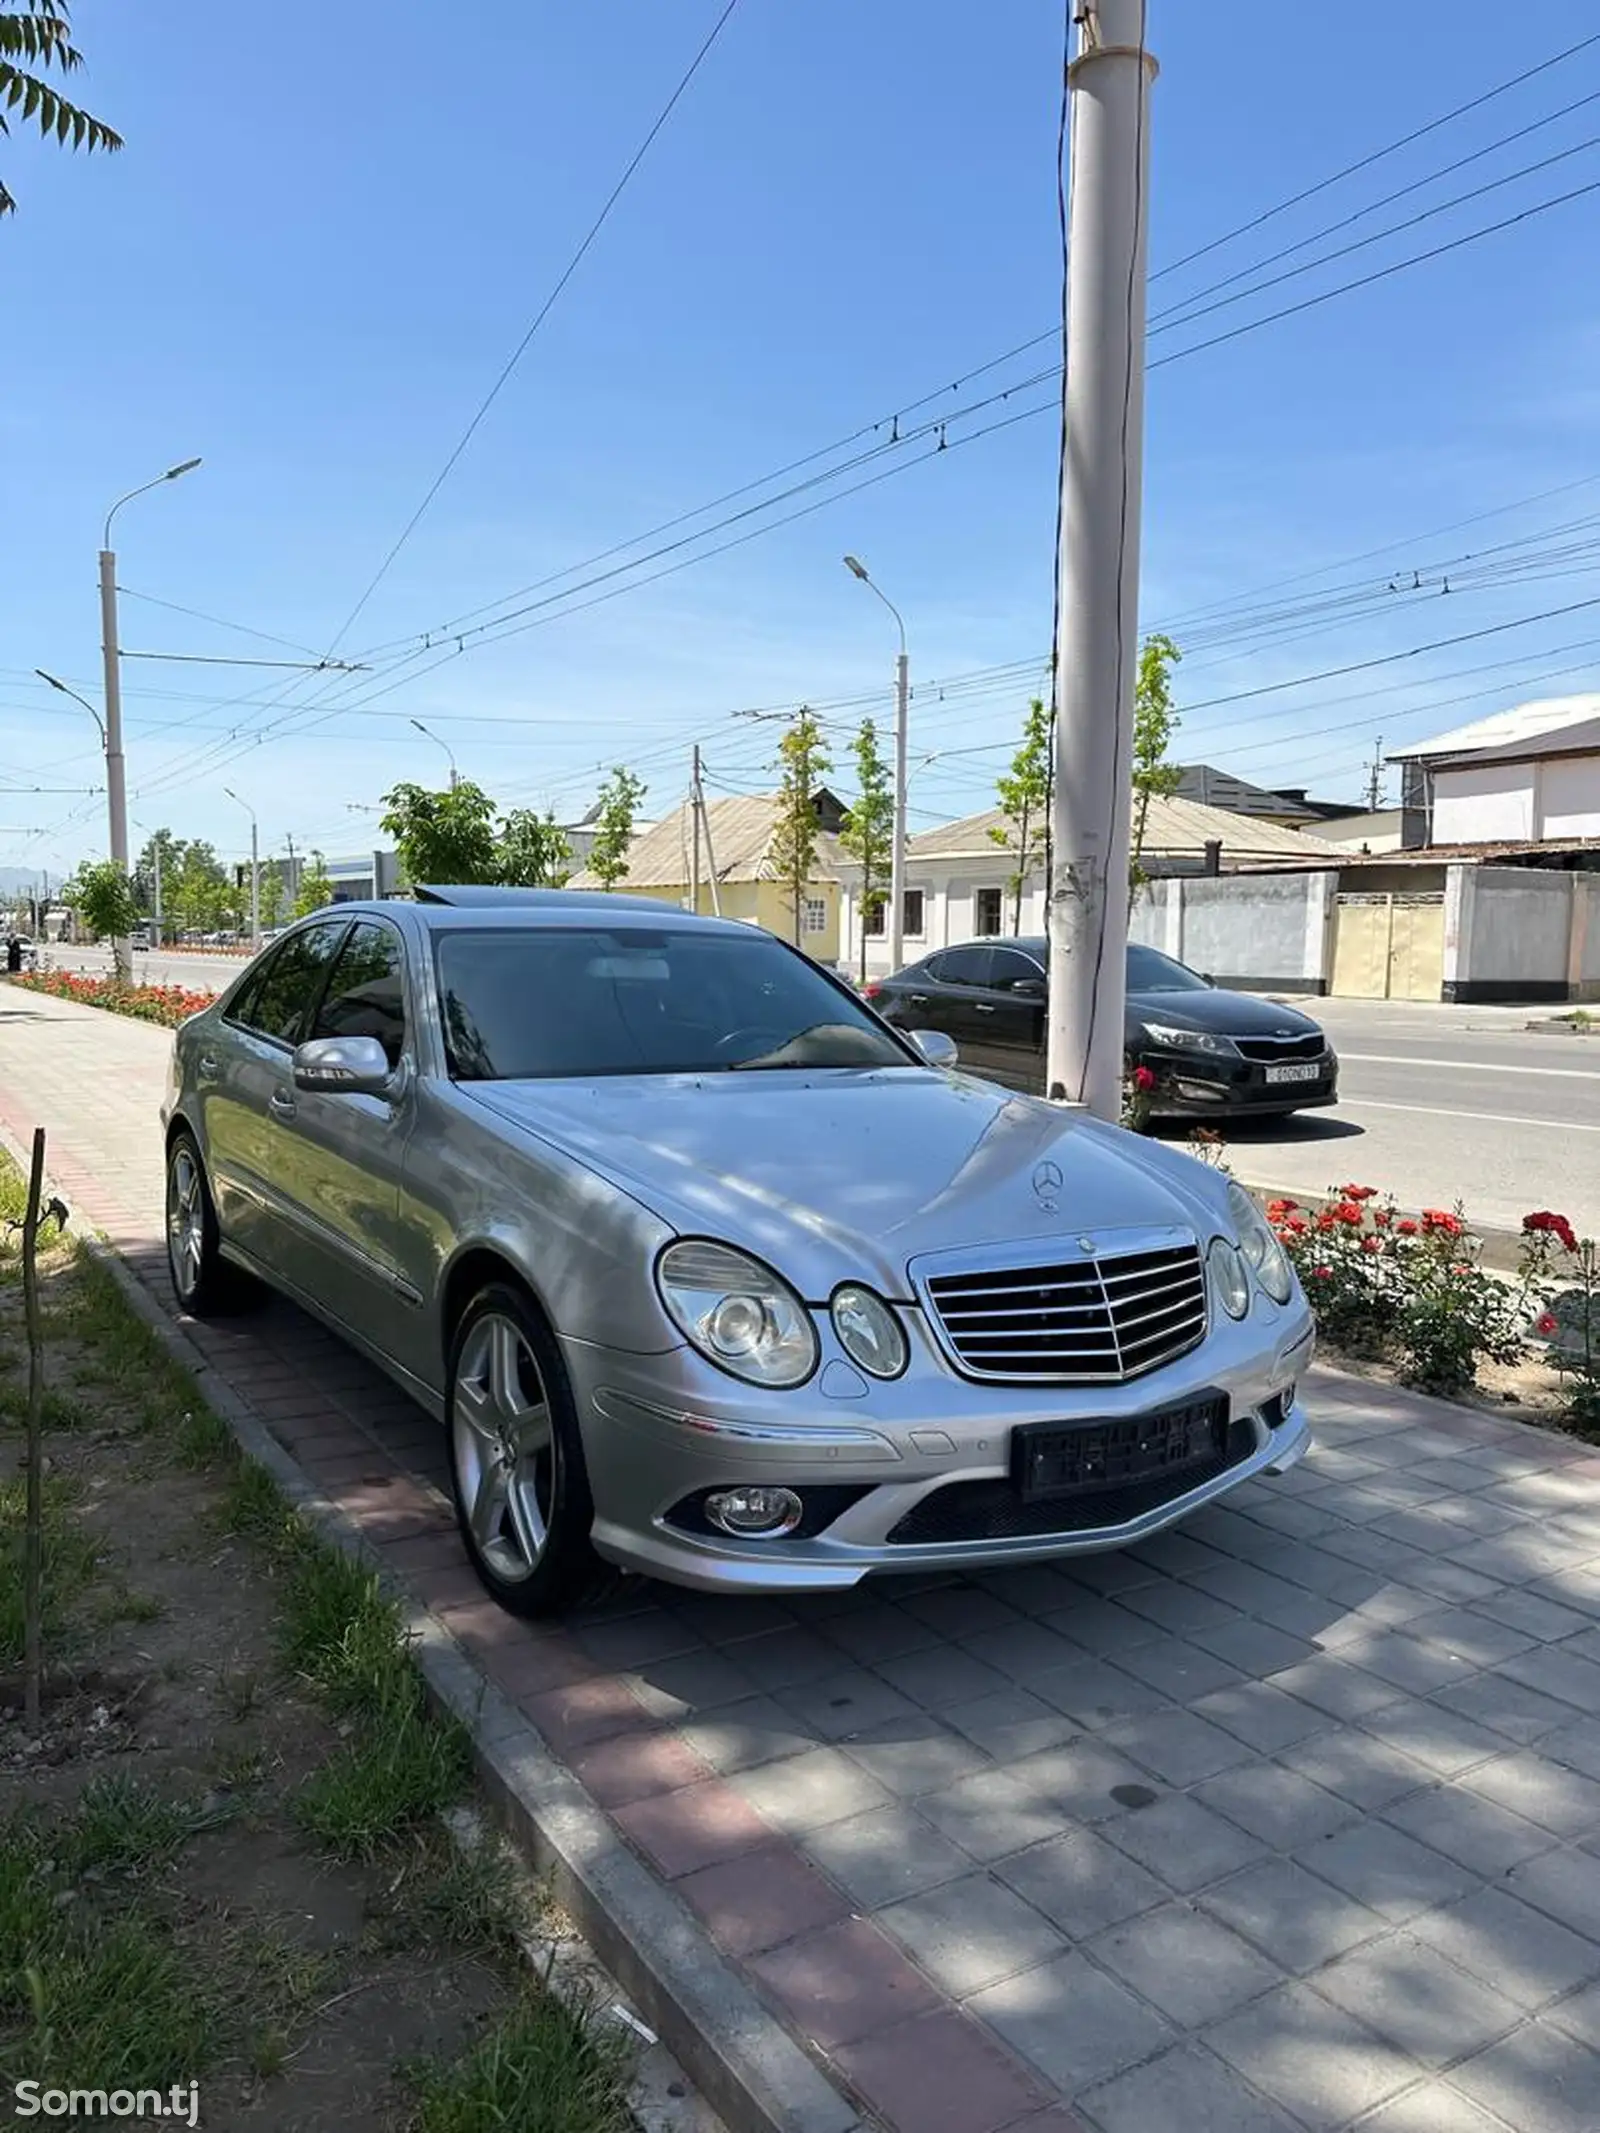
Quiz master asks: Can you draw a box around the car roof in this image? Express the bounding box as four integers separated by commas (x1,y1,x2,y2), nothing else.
324,888,754,937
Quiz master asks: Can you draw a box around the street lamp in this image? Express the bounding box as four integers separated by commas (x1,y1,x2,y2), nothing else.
223,787,260,951
34,669,106,748
410,718,459,789
101,458,202,978
843,555,910,972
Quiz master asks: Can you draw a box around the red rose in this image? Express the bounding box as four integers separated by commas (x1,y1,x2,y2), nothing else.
1537,1312,1559,1336
1397,1219,1418,1236
1339,1185,1377,1201
1267,1199,1298,1220
1372,1208,1391,1228
1362,1236,1383,1254
1133,1066,1157,1093
1335,1202,1364,1226
1312,1266,1332,1280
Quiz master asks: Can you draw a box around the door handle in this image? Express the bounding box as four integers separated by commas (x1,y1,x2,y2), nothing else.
197,1054,219,1080
268,1089,297,1122
974,1003,996,1015
908,992,929,1005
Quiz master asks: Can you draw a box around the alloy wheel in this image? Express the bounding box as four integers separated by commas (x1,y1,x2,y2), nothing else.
451,1312,555,1583
167,1145,205,1303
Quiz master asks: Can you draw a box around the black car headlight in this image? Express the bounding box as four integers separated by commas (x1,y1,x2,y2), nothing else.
1228,1181,1295,1304
656,1240,819,1388
830,1284,908,1379
1142,1022,1238,1057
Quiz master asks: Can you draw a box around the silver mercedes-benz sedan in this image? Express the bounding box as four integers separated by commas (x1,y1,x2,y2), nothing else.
160,887,1314,1616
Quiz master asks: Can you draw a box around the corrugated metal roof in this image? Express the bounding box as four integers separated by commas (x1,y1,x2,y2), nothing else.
569,793,841,891
901,793,1337,864
1388,693,1600,763
1174,765,1320,820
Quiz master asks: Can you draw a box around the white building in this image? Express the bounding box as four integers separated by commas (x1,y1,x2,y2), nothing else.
835,793,1336,979
1390,694,1600,849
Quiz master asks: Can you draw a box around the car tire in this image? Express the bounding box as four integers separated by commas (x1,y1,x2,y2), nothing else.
446,1281,614,1618
165,1131,256,1317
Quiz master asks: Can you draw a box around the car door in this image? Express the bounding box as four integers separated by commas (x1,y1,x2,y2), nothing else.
278,916,426,1366
909,946,996,1066
982,946,1048,1091
203,919,350,1266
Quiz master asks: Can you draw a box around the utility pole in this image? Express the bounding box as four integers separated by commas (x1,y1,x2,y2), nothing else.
1045,1,1157,1118
844,557,910,971
689,747,702,915
696,757,723,916
1365,737,1385,813
151,838,163,945
285,831,298,907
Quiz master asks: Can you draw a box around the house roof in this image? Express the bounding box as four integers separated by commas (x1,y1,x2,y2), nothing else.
898,793,1338,866
569,791,842,891
1387,693,1600,765
1174,765,1323,821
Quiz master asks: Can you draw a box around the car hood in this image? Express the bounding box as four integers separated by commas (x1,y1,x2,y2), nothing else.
464,1069,1231,1298
1128,986,1323,1039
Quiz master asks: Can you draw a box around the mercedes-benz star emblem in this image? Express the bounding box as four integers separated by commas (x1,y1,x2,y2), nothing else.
1031,1161,1064,1210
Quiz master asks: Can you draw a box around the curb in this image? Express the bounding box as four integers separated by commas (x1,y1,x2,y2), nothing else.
0,1124,866,2133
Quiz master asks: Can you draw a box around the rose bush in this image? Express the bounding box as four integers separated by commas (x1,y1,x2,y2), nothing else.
1269,1184,1524,1396
7,969,216,1028
1521,1211,1600,1430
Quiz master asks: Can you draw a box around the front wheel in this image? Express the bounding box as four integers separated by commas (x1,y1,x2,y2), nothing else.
446,1283,610,1618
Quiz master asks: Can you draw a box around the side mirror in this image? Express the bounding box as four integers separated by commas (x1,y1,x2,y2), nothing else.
1011,976,1047,1000
293,1034,393,1095
912,1028,959,1069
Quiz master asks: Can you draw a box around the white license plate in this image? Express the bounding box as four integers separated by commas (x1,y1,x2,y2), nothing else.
1265,1061,1322,1085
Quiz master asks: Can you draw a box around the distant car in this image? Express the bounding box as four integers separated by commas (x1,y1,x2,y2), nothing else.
159,887,1313,1615
867,940,1338,1120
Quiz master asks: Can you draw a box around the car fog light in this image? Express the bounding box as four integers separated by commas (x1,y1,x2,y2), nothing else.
703,1486,805,1538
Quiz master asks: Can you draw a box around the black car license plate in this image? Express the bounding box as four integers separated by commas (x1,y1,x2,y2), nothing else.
1012,1394,1228,1502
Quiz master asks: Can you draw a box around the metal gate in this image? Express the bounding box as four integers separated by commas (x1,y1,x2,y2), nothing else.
1331,892,1445,1001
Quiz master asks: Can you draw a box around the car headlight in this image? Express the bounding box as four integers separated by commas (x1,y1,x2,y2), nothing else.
1228,1180,1295,1304
1208,1237,1250,1319
1142,1022,1238,1056
831,1284,908,1379
656,1240,819,1388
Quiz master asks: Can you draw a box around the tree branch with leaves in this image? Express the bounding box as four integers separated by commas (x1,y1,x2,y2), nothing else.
1131,632,1183,895
499,807,572,888
1,1,121,216
770,708,833,947
839,718,893,980
380,781,501,886
586,768,648,892
990,697,1052,935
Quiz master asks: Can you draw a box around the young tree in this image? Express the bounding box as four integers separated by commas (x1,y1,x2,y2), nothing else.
586,768,648,892
770,708,833,947
499,807,572,888
1,2,122,216
292,852,335,919
164,839,228,936
380,780,500,885
990,697,1052,934
63,859,139,946
1131,632,1183,892
839,718,893,980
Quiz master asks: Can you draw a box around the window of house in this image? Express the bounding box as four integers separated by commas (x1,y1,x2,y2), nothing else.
974,887,1004,936
862,898,885,938
802,896,828,936
902,888,926,940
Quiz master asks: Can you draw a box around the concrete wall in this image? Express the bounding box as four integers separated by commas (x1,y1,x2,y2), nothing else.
1542,755,1600,842
1434,762,1538,844
1446,865,1574,1002
1571,875,1600,1000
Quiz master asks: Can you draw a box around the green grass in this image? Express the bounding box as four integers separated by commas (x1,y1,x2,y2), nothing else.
404,1991,633,2133
0,1475,100,1670
365,1826,527,1960
51,1775,234,1879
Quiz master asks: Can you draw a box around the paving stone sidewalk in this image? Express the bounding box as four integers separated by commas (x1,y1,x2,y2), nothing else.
7,980,1600,2133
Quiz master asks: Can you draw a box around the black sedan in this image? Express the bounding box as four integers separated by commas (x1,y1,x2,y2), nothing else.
865,939,1338,1119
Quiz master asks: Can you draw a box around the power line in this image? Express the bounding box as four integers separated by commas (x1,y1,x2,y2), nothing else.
322,0,744,656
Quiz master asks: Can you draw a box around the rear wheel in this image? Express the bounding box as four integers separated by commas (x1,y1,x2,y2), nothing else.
446,1282,610,1617
165,1132,255,1315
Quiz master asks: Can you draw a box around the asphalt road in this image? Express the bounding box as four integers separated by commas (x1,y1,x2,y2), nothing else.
1220,994,1600,1241
31,943,1600,1239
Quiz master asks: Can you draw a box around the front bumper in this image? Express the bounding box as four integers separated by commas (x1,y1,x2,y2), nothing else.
567,1304,1316,1593
1141,1045,1339,1117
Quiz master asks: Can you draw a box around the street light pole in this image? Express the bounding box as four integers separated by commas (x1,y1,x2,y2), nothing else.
100,459,202,978
843,556,910,973
411,718,459,790
223,788,260,951
1046,2,1157,1119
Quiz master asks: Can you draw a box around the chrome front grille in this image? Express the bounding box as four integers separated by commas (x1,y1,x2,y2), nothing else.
922,1241,1208,1384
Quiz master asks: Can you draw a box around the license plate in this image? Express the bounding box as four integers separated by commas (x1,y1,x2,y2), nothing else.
1012,1395,1228,1503
1265,1061,1322,1085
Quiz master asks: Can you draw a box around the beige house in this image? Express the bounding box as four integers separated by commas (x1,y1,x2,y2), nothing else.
569,790,845,962
835,792,1338,977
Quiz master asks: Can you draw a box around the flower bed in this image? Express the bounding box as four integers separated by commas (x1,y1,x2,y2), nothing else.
1269,1181,1600,1431
6,969,216,1028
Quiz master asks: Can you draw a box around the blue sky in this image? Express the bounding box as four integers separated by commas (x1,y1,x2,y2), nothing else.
4,0,1600,883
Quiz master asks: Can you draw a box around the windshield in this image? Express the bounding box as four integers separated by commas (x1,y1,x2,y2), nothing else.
1126,945,1211,993
437,927,915,1080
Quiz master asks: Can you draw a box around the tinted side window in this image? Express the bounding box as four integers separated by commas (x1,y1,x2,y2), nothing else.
312,921,407,1068
929,946,993,988
238,921,347,1046
989,948,1045,991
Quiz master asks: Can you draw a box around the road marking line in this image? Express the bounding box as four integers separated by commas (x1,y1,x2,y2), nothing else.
1340,1052,1600,1081
1342,1097,1600,1132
